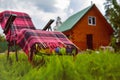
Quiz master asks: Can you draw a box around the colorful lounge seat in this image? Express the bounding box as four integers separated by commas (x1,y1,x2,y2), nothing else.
0,11,79,61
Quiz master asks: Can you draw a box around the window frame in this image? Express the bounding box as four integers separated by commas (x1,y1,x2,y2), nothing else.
88,16,96,26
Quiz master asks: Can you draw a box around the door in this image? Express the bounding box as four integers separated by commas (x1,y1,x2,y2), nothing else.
86,34,93,49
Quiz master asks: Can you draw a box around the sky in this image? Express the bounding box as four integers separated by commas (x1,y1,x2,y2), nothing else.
0,0,106,34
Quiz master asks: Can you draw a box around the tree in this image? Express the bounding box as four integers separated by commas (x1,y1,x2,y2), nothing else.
104,0,120,43
110,0,120,41
104,0,112,20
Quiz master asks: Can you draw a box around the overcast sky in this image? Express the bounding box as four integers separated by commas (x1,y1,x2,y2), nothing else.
0,0,106,33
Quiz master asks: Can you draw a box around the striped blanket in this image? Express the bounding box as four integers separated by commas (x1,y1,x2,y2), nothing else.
0,11,35,42
17,29,77,55
0,11,78,56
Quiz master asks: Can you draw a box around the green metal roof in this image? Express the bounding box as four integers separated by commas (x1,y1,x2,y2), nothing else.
57,4,94,32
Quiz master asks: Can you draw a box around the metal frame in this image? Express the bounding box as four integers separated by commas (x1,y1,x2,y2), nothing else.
4,14,18,61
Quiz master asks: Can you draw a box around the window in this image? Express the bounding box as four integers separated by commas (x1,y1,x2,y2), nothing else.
88,16,96,26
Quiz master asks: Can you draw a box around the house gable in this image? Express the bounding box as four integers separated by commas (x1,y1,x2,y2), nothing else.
72,4,114,35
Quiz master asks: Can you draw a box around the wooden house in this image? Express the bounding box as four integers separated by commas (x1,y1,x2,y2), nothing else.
57,4,114,50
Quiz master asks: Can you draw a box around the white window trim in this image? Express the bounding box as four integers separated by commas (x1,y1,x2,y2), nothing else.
88,16,96,26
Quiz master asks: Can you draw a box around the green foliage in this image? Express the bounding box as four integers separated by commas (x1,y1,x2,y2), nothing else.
0,53,32,80
0,34,7,53
104,0,120,44
0,50,120,80
0,41,8,53
0,34,5,42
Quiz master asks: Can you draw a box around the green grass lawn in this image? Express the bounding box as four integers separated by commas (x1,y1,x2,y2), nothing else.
0,50,120,80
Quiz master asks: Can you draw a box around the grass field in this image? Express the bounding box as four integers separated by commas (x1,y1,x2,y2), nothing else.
0,50,120,80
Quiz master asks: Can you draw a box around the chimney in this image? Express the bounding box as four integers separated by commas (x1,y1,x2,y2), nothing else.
91,1,93,5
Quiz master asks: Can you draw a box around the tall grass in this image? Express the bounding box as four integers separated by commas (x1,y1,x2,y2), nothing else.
0,50,120,80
